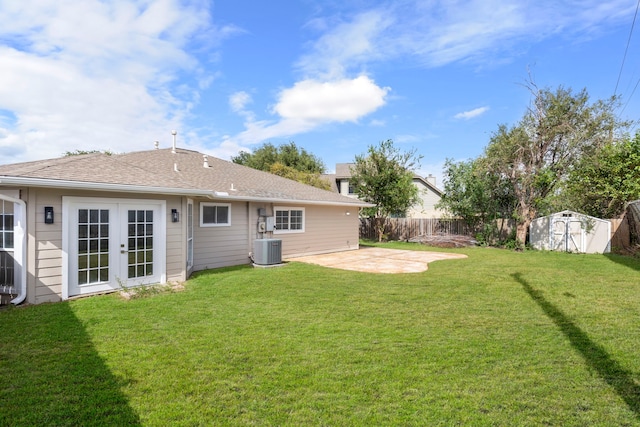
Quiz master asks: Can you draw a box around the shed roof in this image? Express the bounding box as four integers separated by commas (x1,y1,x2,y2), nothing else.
534,210,609,222
0,148,370,207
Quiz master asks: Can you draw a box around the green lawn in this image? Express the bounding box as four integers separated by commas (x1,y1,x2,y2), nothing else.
1,243,640,426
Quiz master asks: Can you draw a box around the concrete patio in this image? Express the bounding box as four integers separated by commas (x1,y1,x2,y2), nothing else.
286,246,468,274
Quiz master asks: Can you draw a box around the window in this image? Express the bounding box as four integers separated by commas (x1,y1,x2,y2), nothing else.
200,203,231,227
274,207,305,233
0,200,14,249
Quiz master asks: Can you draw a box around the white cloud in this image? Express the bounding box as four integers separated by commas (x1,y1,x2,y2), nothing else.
274,76,389,123
454,106,490,120
394,134,420,144
223,75,390,147
229,91,252,113
296,10,393,79
0,0,238,162
214,0,635,155
229,91,256,122
295,0,635,75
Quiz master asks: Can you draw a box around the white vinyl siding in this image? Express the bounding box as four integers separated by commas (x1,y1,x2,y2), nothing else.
20,189,181,304
163,196,185,283
186,200,193,269
193,200,249,270
277,205,359,258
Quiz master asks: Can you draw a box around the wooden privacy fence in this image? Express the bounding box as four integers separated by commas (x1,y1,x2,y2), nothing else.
360,217,473,241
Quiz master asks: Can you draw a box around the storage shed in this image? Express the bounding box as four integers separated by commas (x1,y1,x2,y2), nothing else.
529,210,611,254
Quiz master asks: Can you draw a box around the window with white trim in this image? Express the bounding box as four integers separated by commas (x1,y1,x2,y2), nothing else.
274,207,305,233
200,203,230,227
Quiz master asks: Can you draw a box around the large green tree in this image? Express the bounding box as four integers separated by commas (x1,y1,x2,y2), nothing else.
437,157,517,244
483,83,625,245
564,132,640,218
232,141,325,173
350,139,421,242
232,141,329,190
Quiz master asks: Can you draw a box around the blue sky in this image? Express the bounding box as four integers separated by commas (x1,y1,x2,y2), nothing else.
1,0,639,185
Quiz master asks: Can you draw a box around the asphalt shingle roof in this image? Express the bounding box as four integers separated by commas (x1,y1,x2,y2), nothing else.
0,148,369,206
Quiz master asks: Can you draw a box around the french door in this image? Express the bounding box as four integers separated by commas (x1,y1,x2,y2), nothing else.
64,198,166,298
0,200,15,296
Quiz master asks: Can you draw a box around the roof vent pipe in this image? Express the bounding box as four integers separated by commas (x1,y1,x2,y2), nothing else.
203,154,209,168
154,141,159,149
171,130,177,154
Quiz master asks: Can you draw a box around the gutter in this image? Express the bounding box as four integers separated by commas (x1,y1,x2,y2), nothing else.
0,176,213,197
208,192,374,208
1,176,374,208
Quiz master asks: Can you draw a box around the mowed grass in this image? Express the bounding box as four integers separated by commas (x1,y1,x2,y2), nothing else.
1,243,640,426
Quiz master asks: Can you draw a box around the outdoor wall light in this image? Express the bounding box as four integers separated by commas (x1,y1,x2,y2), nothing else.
346,211,351,216
171,209,179,223
44,206,54,224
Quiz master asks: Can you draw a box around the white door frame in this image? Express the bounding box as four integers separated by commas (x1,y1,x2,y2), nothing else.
62,197,166,299
0,193,26,304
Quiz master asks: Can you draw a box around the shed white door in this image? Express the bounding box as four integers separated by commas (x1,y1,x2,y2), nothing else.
552,219,584,252
65,198,166,298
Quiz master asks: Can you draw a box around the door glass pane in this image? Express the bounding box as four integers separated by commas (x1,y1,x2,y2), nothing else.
0,251,15,287
0,201,15,286
127,209,154,279
77,208,109,285
4,232,13,248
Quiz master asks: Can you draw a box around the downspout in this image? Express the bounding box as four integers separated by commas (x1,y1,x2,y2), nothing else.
2,195,27,305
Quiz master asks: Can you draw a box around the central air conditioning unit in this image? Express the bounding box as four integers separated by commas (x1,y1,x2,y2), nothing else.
253,239,282,265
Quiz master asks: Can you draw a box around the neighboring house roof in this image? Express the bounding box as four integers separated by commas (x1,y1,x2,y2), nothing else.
335,163,354,179
411,175,443,197
320,173,340,192
0,148,370,207
325,163,443,196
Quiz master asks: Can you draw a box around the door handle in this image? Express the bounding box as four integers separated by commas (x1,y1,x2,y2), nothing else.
121,250,128,254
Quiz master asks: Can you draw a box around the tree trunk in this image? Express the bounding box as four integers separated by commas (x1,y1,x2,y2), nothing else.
515,221,529,248
375,217,385,242
515,204,536,248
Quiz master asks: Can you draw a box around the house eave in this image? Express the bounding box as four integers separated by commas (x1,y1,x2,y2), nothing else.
209,193,374,208
0,176,374,207
0,176,212,197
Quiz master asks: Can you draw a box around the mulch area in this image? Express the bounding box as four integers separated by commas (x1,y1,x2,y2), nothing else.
408,234,477,248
